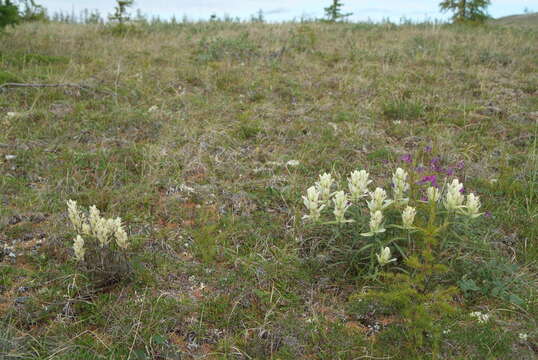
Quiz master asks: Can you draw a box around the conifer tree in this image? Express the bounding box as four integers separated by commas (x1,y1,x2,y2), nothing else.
0,0,19,30
109,0,134,25
324,0,353,22
440,0,491,23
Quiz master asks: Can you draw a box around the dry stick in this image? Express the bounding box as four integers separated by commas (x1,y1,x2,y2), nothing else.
0,82,116,96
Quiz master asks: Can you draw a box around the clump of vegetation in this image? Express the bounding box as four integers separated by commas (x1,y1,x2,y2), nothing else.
66,200,132,286
300,167,490,354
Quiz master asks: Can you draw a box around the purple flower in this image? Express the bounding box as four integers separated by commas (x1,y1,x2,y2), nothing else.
445,168,455,176
456,160,465,170
400,154,412,163
417,175,439,188
459,187,465,194
416,165,426,173
484,211,492,218
430,157,443,172
424,145,433,153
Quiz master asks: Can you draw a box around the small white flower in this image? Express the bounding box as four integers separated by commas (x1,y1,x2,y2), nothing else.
376,247,396,266
392,168,410,203
315,173,334,202
302,186,325,222
6,112,18,118
73,235,85,261
367,188,393,213
461,193,483,218
469,311,490,324
114,220,129,250
94,217,115,247
148,105,159,113
286,160,300,167
426,186,441,203
66,199,84,232
402,206,416,229
519,333,528,341
444,179,465,212
82,223,91,236
362,210,386,237
332,191,353,224
348,170,371,202
4,155,16,160
88,205,101,236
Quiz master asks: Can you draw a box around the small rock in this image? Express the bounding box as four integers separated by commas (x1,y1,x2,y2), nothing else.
8,215,22,225
29,214,46,223
15,296,30,304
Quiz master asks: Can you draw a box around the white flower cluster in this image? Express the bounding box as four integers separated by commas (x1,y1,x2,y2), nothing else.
301,169,485,269
67,200,129,261
469,311,490,324
443,179,482,217
376,246,396,266
392,168,410,204
348,170,371,202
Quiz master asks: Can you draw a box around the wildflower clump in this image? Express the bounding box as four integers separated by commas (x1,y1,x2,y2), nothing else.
300,166,487,354
66,200,132,283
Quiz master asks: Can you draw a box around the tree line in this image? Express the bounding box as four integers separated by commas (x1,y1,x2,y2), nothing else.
1,0,494,31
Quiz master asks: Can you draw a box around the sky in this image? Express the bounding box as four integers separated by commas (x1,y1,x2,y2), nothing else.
41,0,538,22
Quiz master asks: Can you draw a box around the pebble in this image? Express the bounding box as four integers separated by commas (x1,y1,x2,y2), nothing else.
15,296,30,304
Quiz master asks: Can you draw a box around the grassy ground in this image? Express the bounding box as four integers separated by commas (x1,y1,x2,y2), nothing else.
0,20,537,359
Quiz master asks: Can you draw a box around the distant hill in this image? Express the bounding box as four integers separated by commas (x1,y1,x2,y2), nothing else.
491,12,538,26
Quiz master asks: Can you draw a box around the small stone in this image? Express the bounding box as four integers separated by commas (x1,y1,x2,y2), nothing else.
15,296,30,304
8,215,22,225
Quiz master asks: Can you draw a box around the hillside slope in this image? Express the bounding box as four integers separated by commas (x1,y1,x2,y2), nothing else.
492,12,538,26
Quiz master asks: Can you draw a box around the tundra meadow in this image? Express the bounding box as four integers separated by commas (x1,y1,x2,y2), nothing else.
0,15,537,359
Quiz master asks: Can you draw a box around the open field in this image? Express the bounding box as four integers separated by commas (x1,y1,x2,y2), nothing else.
1,20,537,359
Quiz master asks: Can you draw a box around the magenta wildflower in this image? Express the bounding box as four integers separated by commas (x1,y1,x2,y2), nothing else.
400,154,412,163
430,157,443,172
418,175,439,188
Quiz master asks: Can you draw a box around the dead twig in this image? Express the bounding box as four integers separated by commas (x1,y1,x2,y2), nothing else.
0,82,116,96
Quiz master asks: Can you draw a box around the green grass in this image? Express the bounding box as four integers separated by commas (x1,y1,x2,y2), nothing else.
0,20,537,359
